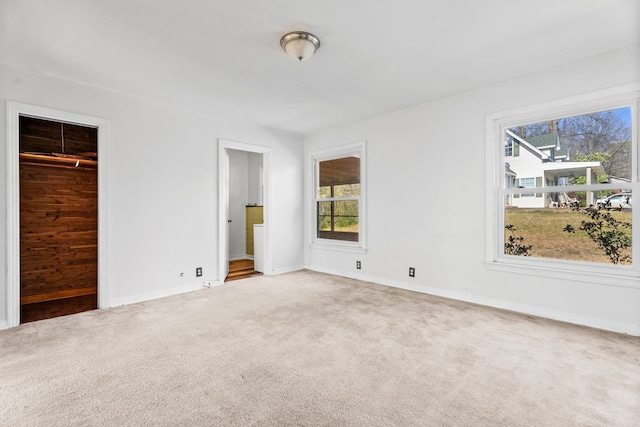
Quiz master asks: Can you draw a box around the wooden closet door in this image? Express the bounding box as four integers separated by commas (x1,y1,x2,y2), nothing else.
19,117,98,323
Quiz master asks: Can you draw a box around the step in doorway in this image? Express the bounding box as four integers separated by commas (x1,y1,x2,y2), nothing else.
226,259,262,282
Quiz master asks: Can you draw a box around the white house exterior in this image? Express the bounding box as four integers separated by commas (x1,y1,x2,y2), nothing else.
505,130,603,208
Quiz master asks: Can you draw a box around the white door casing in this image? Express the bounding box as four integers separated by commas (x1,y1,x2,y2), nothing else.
6,102,110,327
218,139,271,283
218,145,230,282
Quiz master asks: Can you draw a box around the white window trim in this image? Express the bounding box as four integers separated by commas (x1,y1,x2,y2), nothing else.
309,141,367,253
485,83,640,288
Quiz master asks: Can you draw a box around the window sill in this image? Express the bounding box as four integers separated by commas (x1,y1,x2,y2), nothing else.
310,241,367,254
486,257,640,289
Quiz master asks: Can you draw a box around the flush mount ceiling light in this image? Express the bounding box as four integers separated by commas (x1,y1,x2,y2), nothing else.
280,31,320,62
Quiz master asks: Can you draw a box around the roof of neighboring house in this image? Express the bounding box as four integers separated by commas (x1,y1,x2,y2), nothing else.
519,132,570,161
525,133,558,149
542,161,604,178
505,164,516,176
506,129,549,160
554,145,569,159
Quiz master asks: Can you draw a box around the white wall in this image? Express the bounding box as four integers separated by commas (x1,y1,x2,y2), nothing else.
304,46,640,335
228,150,249,259
0,63,304,327
247,152,263,206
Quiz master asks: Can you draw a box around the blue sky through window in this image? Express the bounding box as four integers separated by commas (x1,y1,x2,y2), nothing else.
612,107,631,126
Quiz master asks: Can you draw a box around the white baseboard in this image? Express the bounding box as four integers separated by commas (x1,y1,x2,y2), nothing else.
307,265,640,337
0,319,9,330
269,265,305,275
110,281,208,307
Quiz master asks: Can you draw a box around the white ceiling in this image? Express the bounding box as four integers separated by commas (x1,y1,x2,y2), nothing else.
1,0,639,135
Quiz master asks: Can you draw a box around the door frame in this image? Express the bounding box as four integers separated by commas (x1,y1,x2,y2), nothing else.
6,102,110,327
218,139,271,283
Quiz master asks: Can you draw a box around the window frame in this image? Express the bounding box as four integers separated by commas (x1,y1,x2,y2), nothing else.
310,141,367,253
485,84,640,287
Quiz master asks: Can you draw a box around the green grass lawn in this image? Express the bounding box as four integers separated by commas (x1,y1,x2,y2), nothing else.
504,208,632,264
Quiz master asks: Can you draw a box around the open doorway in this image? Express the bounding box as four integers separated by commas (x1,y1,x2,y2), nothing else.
218,140,271,283
19,116,98,322
6,102,110,328
226,149,263,281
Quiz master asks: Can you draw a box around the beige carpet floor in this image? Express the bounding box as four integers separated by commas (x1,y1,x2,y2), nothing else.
1,270,639,426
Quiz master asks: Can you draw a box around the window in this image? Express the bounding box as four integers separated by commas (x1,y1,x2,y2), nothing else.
486,84,640,285
505,136,519,157
518,177,536,197
505,137,513,157
311,142,366,249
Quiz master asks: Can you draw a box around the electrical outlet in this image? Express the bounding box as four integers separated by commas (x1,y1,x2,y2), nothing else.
196,267,203,277
409,267,415,277
356,261,361,270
